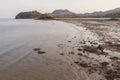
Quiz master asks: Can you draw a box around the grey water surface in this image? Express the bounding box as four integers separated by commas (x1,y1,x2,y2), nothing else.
0,19,88,80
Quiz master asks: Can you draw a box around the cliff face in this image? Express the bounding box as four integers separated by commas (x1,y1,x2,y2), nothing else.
15,11,41,19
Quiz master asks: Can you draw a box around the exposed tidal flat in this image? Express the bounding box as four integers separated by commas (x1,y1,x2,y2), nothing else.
0,18,120,80
60,18,120,80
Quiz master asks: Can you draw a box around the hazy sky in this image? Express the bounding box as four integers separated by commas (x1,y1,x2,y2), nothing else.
0,0,120,18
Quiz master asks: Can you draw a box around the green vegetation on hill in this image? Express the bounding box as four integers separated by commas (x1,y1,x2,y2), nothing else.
104,12,120,18
15,11,41,19
15,11,55,19
38,13,55,19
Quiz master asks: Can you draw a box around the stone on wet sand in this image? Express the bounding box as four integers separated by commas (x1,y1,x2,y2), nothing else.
77,53,83,56
68,41,72,43
77,48,82,51
37,51,46,54
60,53,64,55
110,57,119,60
69,52,75,54
101,62,109,67
33,48,41,51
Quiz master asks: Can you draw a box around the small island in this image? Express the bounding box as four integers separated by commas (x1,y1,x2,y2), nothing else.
15,11,55,20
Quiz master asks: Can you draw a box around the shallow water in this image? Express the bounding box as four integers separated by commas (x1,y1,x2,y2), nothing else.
0,19,80,66
0,19,93,80
1,19,109,80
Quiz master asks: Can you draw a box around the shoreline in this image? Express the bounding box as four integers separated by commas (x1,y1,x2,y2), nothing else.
0,19,119,80
59,18,120,80
55,18,120,21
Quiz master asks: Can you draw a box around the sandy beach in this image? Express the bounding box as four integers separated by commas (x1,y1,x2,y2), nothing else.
0,19,120,80
60,18,120,80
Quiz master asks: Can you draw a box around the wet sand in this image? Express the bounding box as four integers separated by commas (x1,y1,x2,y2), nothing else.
60,18,120,80
0,19,120,80
0,19,90,80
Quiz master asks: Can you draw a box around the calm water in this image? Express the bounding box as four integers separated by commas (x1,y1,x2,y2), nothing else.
0,19,99,80
0,19,81,69
0,19,87,80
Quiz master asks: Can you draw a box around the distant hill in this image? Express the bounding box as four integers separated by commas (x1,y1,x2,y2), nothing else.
79,8,120,17
52,9,75,15
52,9,77,18
15,11,41,19
15,8,120,19
15,11,54,19
52,8,120,18
104,12,120,18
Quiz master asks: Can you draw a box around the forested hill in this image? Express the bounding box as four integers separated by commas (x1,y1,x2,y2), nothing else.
15,11,54,19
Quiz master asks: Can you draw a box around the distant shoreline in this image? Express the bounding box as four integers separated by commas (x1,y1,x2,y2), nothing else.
15,17,120,21
55,18,120,21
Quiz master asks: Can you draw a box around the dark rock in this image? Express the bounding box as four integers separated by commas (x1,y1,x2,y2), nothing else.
77,48,82,51
101,62,109,66
37,51,46,54
105,70,120,80
97,45,105,52
79,62,90,67
77,53,83,56
83,45,108,55
33,48,41,51
68,41,72,43
69,52,75,54
110,57,119,60
74,61,80,64
60,53,64,55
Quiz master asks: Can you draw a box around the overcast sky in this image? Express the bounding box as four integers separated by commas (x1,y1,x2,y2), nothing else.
0,0,120,18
